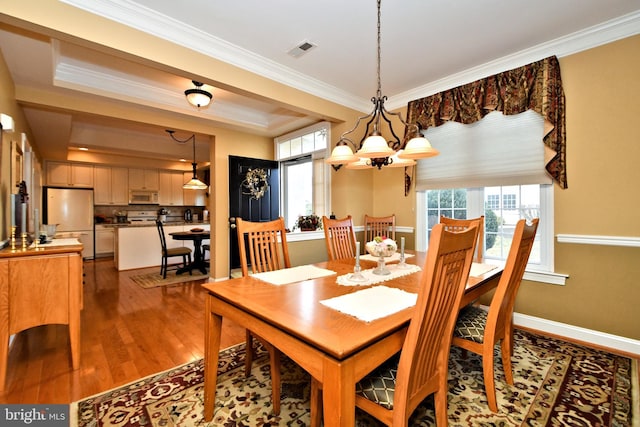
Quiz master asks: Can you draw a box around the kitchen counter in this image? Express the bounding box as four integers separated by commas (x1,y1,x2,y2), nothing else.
99,221,210,228
114,223,210,270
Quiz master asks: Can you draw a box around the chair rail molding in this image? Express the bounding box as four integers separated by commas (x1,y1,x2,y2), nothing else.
556,234,640,247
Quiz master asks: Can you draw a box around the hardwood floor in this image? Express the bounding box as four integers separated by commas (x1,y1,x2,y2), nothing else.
0,258,245,404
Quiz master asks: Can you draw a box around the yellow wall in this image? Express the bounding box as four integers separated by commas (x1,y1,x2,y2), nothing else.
514,35,640,340
0,52,35,242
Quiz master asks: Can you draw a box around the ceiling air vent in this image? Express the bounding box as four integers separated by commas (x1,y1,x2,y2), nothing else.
287,40,317,58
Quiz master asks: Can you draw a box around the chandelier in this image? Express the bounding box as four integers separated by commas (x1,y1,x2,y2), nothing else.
184,80,212,108
166,130,209,190
326,0,439,170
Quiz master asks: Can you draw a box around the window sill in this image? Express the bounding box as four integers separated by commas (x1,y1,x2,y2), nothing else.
286,230,325,242
523,270,568,286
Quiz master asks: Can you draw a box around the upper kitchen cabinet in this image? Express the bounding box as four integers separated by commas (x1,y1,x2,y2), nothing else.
94,166,129,205
158,171,184,206
129,168,159,191
183,171,206,207
46,161,94,188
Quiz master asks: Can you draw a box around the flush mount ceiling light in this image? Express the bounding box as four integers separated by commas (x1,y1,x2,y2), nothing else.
166,130,208,190
325,0,439,170
184,80,212,108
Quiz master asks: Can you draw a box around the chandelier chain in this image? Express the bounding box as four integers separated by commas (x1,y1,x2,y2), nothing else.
376,0,382,99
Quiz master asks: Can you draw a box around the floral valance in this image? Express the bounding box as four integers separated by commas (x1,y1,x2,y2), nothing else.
406,56,567,188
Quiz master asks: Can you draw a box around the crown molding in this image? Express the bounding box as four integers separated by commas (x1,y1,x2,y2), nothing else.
386,10,640,110
60,0,370,113
60,1,640,113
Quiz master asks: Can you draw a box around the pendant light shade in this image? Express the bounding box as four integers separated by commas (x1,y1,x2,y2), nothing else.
399,136,440,159
356,133,395,158
326,144,358,164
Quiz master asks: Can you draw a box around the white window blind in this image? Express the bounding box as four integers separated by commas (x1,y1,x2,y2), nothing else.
416,110,552,190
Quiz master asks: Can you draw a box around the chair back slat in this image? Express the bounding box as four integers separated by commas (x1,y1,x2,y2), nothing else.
322,215,357,260
156,220,168,255
391,224,476,423
488,219,539,336
364,214,396,242
237,217,290,276
440,215,484,262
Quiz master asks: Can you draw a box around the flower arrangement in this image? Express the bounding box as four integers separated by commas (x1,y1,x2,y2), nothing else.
293,214,322,231
365,236,397,257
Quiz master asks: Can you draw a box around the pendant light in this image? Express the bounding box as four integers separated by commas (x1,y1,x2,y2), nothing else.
166,130,208,190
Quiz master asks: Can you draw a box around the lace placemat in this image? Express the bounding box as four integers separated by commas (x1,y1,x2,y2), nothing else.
336,264,421,286
320,285,418,322
359,252,415,263
251,265,336,286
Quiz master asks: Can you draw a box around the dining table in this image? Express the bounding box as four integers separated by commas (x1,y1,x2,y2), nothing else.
201,251,502,426
169,229,210,275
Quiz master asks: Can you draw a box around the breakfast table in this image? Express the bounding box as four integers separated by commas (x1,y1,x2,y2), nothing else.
169,229,210,275
201,251,502,426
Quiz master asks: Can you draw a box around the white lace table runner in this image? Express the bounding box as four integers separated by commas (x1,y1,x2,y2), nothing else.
336,264,422,286
470,262,499,277
320,285,418,322
252,265,336,286
359,252,415,263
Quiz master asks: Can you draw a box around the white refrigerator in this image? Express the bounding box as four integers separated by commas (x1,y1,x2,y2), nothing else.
44,187,95,259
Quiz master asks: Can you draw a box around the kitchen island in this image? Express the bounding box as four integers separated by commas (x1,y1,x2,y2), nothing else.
0,238,83,390
114,222,210,271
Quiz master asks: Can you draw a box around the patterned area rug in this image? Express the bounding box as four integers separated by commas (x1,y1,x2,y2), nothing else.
71,330,638,426
130,271,209,288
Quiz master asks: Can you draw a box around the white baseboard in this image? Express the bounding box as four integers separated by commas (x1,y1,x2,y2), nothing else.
513,311,640,356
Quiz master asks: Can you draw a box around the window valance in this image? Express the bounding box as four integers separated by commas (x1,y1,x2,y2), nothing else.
406,56,567,188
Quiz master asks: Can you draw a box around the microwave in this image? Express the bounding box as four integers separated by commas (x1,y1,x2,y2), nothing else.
129,190,159,205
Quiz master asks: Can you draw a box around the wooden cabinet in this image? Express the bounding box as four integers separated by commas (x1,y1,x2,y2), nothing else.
129,168,159,190
159,171,184,206
183,172,207,206
95,225,115,256
47,161,93,187
94,166,129,205
0,245,83,389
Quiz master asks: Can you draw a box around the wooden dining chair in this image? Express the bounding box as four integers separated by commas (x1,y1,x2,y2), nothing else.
236,216,291,415
310,224,478,427
364,214,396,242
440,215,485,262
322,215,357,260
452,218,539,412
155,220,192,279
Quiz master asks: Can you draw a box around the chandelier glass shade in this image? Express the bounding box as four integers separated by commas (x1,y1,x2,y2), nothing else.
325,0,439,170
184,81,212,108
166,130,209,190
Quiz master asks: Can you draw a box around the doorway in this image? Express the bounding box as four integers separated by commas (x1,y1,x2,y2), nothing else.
228,155,279,270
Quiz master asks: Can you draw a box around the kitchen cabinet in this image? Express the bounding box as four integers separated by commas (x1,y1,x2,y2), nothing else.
158,171,184,206
94,166,129,205
47,161,94,187
95,225,115,257
183,172,207,206
129,168,159,190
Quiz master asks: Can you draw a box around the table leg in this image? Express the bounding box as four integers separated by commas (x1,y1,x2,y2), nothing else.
192,240,207,275
322,357,356,427
203,296,223,421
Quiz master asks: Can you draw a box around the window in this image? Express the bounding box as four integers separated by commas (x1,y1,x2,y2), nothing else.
276,122,331,231
414,111,555,274
419,185,553,272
